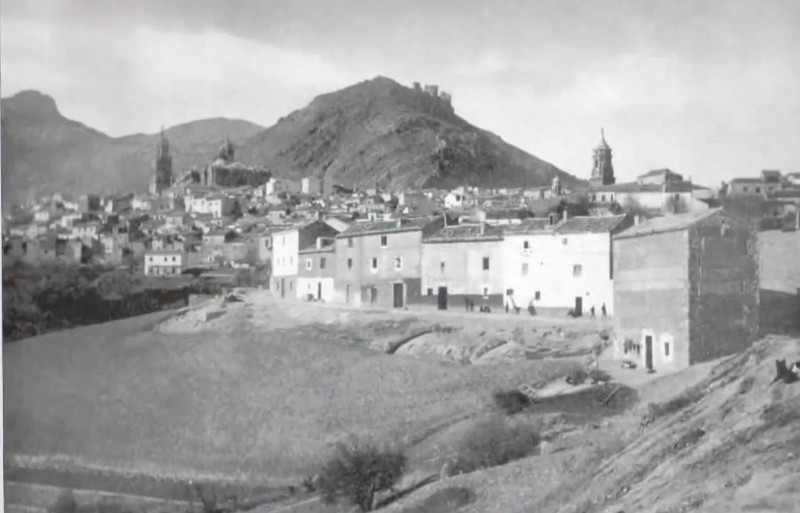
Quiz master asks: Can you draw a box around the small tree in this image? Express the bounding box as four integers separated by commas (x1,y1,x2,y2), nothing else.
48,489,77,513
664,194,689,214
317,440,406,512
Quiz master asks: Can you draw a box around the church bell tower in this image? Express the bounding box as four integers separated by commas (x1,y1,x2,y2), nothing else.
590,128,615,187
150,127,173,195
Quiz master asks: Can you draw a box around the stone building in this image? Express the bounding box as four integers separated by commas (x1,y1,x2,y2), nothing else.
612,209,759,374
149,129,173,196
589,129,615,187
199,137,271,188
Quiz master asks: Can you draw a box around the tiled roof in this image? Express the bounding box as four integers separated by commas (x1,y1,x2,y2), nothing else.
588,181,704,193
556,215,629,234
423,224,503,243
338,218,430,237
614,209,721,239
730,178,764,184
502,218,554,234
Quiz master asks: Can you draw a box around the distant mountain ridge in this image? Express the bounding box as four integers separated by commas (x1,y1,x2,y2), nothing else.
1,78,582,206
1,92,265,206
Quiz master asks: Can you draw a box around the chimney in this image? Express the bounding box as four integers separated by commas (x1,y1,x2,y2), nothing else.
634,215,641,225
316,237,323,249
562,209,569,222
480,222,485,235
442,211,448,227
396,218,402,229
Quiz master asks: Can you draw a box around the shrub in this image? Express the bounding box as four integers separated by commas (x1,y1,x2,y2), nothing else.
452,416,540,474
493,389,532,415
317,440,406,512
48,489,77,513
588,368,612,384
566,368,588,385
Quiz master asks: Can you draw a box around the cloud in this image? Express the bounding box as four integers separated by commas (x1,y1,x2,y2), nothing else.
1,18,357,135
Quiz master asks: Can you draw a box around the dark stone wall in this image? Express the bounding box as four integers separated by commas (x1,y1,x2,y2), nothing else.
688,214,760,365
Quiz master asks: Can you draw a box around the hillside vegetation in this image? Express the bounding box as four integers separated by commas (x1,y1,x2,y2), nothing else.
239,76,578,191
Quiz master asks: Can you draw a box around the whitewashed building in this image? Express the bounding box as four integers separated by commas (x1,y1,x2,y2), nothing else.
144,249,186,277
501,214,631,316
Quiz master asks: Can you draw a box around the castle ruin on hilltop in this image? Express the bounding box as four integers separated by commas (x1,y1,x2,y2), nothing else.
412,82,454,116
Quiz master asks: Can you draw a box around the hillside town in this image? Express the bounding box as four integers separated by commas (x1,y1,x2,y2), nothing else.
4,125,799,372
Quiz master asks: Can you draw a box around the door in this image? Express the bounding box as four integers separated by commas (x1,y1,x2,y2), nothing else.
317,282,322,301
645,335,654,371
574,296,583,317
370,286,378,306
281,278,285,299
393,283,404,308
437,287,448,310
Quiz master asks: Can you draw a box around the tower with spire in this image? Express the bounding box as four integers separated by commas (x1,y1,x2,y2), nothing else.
149,127,173,195
590,128,615,187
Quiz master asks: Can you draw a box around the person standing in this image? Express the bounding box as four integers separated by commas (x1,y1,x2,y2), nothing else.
601,303,607,319
590,305,596,318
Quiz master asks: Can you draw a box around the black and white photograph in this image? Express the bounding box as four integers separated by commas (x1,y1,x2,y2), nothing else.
2,1,799,512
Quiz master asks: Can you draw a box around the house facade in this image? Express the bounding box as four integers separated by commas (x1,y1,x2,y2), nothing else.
297,238,336,301
612,209,759,374
501,215,630,316
271,220,339,299
144,250,186,277
333,218,444,308
420,223,504,310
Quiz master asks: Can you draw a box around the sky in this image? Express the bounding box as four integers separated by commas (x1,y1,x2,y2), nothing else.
2,0,799,185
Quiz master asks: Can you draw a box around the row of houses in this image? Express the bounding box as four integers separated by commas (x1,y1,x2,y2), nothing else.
269,209,761,374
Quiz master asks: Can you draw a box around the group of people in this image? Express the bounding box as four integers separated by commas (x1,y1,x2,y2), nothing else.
590,303,608,319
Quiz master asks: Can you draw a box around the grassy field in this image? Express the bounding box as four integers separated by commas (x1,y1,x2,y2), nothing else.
3,295,581,487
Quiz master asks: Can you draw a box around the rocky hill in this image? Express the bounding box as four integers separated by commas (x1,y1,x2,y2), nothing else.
239,76,579,191
2,78,581,206
0,90,264,206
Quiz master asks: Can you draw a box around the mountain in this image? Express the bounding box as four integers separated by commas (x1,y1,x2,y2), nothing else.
1,90,264,206
2,78,581,206
238,76,580,191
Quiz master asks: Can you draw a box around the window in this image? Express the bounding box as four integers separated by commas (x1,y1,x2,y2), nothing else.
483,257,490,270
320,257,326,269
573,264,583,277
172,256,176,262
347,258,353,269
427,288,433,296
523,240,529,249
664,342,670,357
371,257,378,270
506,289,514,296
380,235,388,247
522,263,529,275
289,281,293,291
601,194,606,202
348,238,353,248
562,238,568,245
148,256,153,262
305,258,312,270
282,236,286,246
755,187,761,194
743,186,749,193
535,291,541,300
394,257,402,270
440,261,446,273
483,287,489,295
